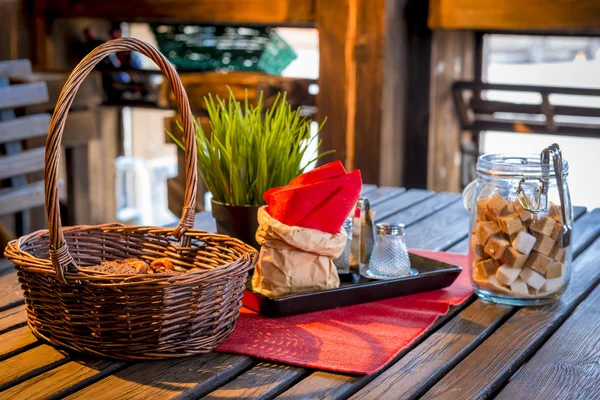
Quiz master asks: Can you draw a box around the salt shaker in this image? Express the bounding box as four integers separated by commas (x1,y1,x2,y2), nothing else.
333,217,353,274
368,223,411,278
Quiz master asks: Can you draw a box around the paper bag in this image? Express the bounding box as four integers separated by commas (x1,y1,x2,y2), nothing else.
252,207,347,298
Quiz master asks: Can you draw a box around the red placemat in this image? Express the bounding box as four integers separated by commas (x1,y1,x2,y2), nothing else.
216,249,472,375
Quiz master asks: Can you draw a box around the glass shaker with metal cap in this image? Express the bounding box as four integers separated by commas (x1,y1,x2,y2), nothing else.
367,222,411,278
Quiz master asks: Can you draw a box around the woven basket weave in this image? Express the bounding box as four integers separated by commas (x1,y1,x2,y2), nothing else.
4,38,258,360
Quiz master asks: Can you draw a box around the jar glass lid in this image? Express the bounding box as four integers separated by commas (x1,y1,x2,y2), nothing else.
477,154,569,178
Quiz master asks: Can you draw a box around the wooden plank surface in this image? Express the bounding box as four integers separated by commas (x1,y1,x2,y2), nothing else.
0,271,22,311
0,181,64,216
0,304,25,333
371,189,435,221
382,192,460,227
0,114,49,143
422,209,600,399
67,354,252,399
0,82,48,110
363,186,406,206
0,326,38,360
429,0,600,31
0,359,125,400
497,274,600,399
204,362,304,400
0,60,32,79
0,345,68,391
351,301,511,400
0,147,45,181
406,200,470,250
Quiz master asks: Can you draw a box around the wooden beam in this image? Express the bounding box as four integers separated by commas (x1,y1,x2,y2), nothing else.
38,0,315,25
0,82,48,110
0,148,45,181
317,0,386,184
429,0,600,31
427,30,474,192
0,60,32,78
0,114,50,143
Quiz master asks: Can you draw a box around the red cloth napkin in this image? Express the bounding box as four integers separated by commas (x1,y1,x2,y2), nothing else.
216,250,473,375
263,161,362,234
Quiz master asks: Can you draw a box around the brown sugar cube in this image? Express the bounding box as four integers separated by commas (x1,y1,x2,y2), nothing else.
475,220,501,246
550,221,564,243
526,251,552,275
476,198,490,221
548,202,562,222
498,214,524,236
529,217,556,237
528,287,540,295
485,236,510,260
546,260,563,279
549,243,566,261
485,194,509,219
532,232,556,256
473,262,487,280
512,201,533,222
504,246,528,269
476,258,500,276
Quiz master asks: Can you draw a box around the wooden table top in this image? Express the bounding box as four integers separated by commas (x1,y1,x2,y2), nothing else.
1,185,599,399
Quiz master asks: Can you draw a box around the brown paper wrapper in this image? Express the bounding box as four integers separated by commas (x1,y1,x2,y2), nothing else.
252,206,347,298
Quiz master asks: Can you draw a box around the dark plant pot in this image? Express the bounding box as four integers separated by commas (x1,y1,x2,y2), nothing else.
211,200,261,250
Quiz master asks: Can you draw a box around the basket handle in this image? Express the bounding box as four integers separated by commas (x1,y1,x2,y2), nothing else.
45,38,197,282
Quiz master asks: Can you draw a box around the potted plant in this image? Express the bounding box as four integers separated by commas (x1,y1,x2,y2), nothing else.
169,89,330,249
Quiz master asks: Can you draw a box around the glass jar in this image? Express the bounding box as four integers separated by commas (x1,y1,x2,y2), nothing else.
367,223,411,278
465,144,572,306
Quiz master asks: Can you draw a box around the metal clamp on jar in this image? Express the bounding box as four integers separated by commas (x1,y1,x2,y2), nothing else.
464,143,573,306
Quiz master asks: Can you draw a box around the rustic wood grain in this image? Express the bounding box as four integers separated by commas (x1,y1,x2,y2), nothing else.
0,181,65,216
422,210,600,399
0,326,38,360
350,301,512,400
429,0,600,30
316,0,350,168
363,186,406,206
0,60,32,79
66,353,252,399
406,200,470,250
351,0,386,183
40,0,315,25
383,192,461,228
361,184,378,196
0,114,50,143
204,362,304,400
0,147,45,181
0,359,125,400
426,30,474,192
0,82,48,110
0,272,22,311
0,304,25,333
371,189,435,221
0,345,68,391
497,276,600,399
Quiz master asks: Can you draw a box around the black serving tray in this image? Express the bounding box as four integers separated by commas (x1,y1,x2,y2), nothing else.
243,253,462,317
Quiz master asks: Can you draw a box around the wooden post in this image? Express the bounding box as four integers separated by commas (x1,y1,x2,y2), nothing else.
427,30,475,192
317,0,387,184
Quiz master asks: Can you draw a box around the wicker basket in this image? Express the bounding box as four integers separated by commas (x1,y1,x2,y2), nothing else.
3,38,258,360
